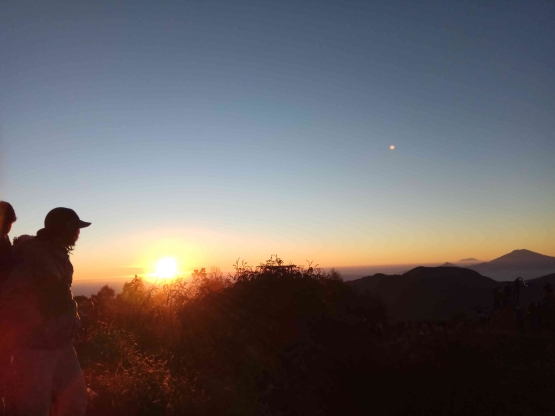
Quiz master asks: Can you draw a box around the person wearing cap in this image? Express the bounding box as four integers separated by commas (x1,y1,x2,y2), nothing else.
0,207,91,416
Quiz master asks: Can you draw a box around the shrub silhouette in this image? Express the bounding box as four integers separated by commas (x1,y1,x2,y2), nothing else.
74,256,555,416
172,256,386,414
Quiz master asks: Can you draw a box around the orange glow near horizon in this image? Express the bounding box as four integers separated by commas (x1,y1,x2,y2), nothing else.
69,224,555,282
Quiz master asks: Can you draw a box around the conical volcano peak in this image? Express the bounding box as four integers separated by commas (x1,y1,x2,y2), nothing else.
490,249,554,264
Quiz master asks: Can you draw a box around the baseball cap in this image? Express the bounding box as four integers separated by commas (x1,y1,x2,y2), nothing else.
44,207,91,230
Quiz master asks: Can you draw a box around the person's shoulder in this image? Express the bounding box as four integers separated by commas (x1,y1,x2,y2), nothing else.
8,238,61,282
13,237,52,262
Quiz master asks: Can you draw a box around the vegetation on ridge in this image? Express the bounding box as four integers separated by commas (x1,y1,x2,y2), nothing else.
73,256,555,416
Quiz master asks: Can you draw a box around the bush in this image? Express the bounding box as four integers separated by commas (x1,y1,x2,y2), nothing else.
75,256,555,415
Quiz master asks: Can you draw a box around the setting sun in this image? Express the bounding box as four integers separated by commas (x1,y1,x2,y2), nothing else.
155,257,178,279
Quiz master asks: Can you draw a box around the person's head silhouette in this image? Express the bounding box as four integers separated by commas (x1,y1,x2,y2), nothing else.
0,200,17,236
36,207,91,252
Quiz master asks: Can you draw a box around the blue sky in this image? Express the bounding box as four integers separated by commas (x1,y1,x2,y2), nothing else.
1,0,554,279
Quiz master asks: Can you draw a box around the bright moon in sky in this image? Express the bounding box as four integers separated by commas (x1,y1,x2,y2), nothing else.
390,145,395,150
155,257,178,279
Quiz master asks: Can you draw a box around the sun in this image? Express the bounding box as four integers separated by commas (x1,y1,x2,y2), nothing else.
155,257,179,279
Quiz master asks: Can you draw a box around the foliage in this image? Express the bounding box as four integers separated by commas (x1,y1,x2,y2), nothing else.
74,256,555,416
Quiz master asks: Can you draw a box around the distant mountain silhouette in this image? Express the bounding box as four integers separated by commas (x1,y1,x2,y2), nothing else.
459,258,480,262
349,262,555,321
348,267,498,321
439,262,459,267
469,249,555,281
486,249,554,266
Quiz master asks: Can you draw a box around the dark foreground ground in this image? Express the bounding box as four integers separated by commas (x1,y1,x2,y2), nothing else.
78,322,555,416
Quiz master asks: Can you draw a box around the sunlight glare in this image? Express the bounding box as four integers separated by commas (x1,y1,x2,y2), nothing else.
155,257,178,279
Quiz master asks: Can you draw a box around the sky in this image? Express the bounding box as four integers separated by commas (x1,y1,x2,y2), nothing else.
1,0,554,281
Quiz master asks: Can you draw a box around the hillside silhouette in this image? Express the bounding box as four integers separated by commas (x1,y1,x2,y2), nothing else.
349,262,555,321
469,249,555,280
348,266,498,320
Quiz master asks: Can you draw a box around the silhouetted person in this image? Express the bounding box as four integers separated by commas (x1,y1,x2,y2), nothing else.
0,201,17,285
0,207,91,415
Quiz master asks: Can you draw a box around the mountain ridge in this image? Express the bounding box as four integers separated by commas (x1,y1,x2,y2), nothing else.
349,266,555,321
469,249,555,280
485,249,555,265
348,266,498,320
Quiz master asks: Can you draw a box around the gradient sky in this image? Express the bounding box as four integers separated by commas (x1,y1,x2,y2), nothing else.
1,0,554,281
